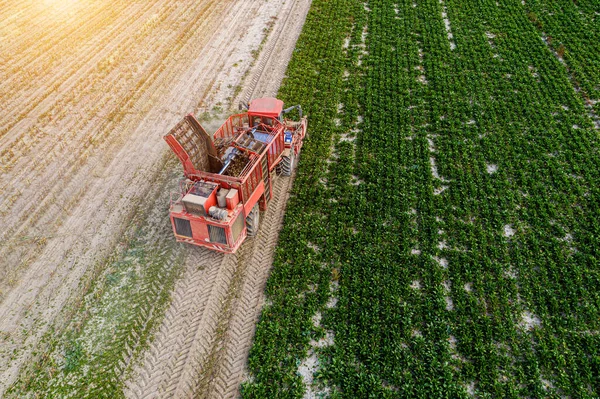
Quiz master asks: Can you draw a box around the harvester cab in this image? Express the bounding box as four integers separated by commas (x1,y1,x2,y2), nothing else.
164,97,307,253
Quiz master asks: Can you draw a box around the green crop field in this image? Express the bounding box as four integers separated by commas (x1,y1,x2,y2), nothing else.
243,0,600,397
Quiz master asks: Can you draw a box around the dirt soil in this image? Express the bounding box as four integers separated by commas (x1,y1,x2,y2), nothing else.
0,0,311,396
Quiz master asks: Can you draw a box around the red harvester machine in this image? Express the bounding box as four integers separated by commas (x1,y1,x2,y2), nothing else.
164,97,307,253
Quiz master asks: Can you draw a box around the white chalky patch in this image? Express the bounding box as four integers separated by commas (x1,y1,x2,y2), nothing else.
520,310,541,331
343,37,350,49
441,14,453,38
464,282,472,292
340,133,356,143
410,280,421,290
438,241,447,249
427,137,436,151
434,185,448,195
430,157,441,179
312,331,335,348
312,312,322,327
411,248,421,255
298,351,319,395
448,335,457,349
442,280,451,291
439,2,456,49
445,296,454,311
503,224,515,237
434,256,448,268
412,329,422,338
326,296,338,308
465,381,476,396
307,242,321,252
540,378,554,391
528,65,538,77
351,176,364,186
486,163,498,174
504,267,517,279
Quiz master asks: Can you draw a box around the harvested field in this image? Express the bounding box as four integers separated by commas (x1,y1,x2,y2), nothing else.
0,0,311,396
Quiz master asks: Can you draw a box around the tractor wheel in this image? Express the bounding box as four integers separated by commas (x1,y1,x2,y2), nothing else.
280,150,295,176
245,205,260,237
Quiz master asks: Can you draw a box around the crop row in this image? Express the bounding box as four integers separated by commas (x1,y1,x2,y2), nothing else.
524,0,600,115
243,0,600,397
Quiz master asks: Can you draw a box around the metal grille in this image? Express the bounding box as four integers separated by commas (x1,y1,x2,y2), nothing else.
231,214,244,242
170,119,210,172
174,218,192,237
208,225,227,244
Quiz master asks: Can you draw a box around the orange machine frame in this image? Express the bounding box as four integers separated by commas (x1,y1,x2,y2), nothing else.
164,109,286,253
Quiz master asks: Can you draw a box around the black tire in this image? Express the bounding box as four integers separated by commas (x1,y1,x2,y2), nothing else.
280,151,295,176
245,205,260,237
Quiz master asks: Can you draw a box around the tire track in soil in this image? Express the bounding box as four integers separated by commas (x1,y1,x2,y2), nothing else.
125,0,311,396
124,248,223,399
125,175,293,399
203,175,294,399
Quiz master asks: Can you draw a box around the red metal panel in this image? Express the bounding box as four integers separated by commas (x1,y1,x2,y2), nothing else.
191,219,209,241
243,180,265,216
164,134,197,177
169,203,247,253
248,97,284,118
214,113,248,140
226,189,240,210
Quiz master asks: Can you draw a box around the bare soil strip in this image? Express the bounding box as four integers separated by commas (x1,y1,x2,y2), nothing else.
238,0,313,103
125,0,312,396
0,0,310,395
125,175,294,399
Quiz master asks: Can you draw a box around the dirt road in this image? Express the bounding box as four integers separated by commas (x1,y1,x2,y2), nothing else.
0,0,310,396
